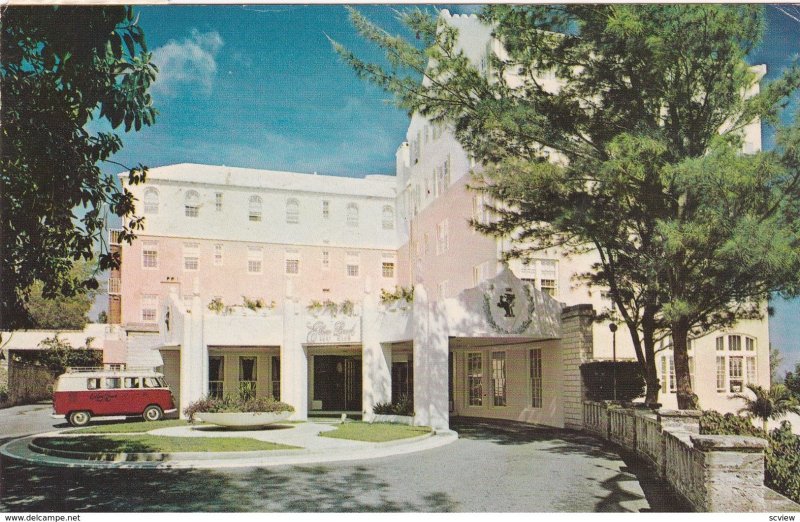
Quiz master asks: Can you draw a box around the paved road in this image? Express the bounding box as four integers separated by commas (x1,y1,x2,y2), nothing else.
0,407,688,512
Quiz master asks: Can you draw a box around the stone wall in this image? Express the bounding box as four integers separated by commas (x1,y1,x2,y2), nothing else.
583,401,783,512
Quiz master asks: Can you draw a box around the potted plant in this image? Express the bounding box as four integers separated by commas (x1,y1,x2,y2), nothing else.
366,395,414,425
184,394,295,428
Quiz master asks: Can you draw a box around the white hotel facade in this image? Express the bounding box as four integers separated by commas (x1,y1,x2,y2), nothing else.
109,11,771,429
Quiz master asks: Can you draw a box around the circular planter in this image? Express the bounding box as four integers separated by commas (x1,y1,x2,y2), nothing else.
194,411,292,428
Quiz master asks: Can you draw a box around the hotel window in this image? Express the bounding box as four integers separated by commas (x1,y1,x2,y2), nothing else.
516,260,537,284
215,192,223,212
183,242,199,271
141,294,158,323
285,251,300,275
346,251,360,277
715,334,757,392
142,241,158,269
437,280,449,299
538,259,558,296
271,355,281,400
382,262,395,278
108,277,121,295
530,349,543,408
238,356,257,400
209,356,224,398
716,356,726,392
467,353,483,406
491,352,507,406
346,203,359,227
143,188,159,214
321,250,330,270
660,352,695,393
184,190,199,217
247,246,263,274
286,198,299,224
214,244,223,266
436,219,449,255
382,206,394,230
249,195,262,222
322,200,330,219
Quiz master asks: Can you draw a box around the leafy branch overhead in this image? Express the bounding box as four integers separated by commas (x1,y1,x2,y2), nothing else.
338,5,800,408
1,6,158,328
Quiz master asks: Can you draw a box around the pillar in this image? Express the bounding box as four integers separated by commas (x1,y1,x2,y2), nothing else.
179,278,206,418
561,304,594,429
412,284,449,429
282,283,308,420
362,286,391,415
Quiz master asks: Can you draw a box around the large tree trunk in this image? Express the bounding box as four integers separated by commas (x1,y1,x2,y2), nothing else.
672,318,694,409
642,305,660,406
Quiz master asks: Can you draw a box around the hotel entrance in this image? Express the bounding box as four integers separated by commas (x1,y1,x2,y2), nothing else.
310,354,362,413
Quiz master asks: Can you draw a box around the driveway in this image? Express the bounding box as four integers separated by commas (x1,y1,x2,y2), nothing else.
0,412,688,512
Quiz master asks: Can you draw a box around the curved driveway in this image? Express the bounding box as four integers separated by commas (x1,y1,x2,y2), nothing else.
0,411,688,512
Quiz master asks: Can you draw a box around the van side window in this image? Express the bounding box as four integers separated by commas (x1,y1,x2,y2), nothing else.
124,377,140,388
105,377,122,389
87,378,101,390
143,377,160,388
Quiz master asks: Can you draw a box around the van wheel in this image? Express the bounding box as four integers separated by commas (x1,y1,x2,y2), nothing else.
143,405,163,422
68,411,91,427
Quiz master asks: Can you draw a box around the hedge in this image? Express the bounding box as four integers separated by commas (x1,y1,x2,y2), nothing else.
580,360,645,402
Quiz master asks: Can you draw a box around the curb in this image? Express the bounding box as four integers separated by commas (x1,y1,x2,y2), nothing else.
3,428,456,469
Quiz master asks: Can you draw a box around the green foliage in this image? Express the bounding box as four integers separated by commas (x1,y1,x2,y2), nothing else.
307,298,357,316
731,383,800,431
339,5,800,407
183,395,295,421
765,421,800,504
700,410,764,437
207,297,225,313
783,362,800,401
32,434,298,453
23,261,96,330
241,296,269,311
1,6,157,329
373,395,414,416
97,311,108,324
580,361,646,402
701,411,800,504
34,335,102,374
320,422,431,442
380,286,415,304
0,385,9,406
771,345,784,383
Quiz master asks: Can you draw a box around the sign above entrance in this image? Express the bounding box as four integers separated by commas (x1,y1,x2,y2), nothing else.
305,317,361,344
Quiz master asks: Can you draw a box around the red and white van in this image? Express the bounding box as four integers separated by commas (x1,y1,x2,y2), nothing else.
53,367,177,427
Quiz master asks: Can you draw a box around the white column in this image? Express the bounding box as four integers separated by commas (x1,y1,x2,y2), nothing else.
362,286,391,416
179,277,206,418
282,286,308,420
412,284,450,429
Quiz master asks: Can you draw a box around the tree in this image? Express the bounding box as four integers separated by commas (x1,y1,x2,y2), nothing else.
1,6,157,330
785,362,800,400
23,260,96,330
336,5,800,407
731,383,800,432
771,345,785,384
97,311,109,325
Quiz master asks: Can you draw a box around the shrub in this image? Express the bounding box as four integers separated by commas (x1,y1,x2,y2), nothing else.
580,360,645,402
373,395,414,416
207,298,225,313
183,395,294,422
380,286,414,304
0,385,8,406
701,410,800,504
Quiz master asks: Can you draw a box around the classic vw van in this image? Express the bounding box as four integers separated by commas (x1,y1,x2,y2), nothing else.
53,367,176,426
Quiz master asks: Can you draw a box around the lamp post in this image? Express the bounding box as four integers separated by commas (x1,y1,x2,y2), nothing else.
609,322,618,401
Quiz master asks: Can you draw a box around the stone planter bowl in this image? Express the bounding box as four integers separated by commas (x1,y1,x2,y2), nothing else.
194,411,292,428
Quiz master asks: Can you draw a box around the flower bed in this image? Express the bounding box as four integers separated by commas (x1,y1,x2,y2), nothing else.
184,395,295,426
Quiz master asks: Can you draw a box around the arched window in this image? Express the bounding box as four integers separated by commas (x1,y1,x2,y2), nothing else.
382,205,394,230
249,195,262,222
286,198,299,224
143,188,159,214
346,203,359,227
184,190,199,217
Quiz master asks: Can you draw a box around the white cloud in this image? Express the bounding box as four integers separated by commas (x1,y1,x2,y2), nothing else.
151,29,224,98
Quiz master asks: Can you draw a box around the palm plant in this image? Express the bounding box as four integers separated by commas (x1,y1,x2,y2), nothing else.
731,384,800,432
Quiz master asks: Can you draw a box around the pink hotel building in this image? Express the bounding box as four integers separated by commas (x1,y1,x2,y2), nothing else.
110,11,771,429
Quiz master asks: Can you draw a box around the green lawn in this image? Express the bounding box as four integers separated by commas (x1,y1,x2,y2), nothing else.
33,435,300,453
320,422,432,442
72,419,190,434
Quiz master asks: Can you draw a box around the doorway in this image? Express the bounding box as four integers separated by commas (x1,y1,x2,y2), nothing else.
312,355,362,412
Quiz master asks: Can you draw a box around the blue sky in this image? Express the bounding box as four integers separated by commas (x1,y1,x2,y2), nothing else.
99,4,800,376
